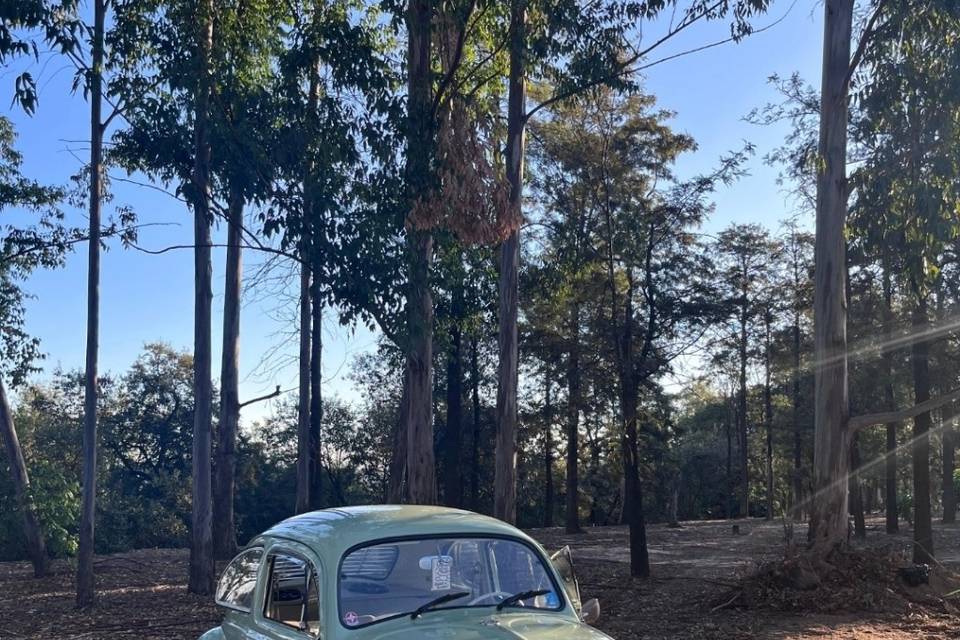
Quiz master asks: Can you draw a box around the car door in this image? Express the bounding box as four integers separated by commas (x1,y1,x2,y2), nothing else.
549,546,582,614
215,546,267,640
251,541,324,640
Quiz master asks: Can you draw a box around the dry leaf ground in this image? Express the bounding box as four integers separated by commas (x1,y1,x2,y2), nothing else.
1,516,959,639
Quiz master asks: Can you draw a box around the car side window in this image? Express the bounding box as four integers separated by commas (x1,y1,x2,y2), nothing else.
263,551,321,637
216,547,263,612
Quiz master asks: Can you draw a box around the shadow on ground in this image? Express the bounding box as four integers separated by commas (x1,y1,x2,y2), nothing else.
1,516,959,638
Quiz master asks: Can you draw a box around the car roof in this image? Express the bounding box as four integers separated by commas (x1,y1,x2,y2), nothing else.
256,505,537,561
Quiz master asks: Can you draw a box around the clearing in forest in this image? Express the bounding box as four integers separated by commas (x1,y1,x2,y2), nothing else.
1,517,958,639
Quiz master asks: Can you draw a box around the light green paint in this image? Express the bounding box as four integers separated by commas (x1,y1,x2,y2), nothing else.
200,505,614,640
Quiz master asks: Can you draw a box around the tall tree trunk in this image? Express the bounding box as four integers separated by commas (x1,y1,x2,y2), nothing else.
726,399,734,519
0,378,48,576
668,478,680,527
621,376,650,577
565,303,581,534
911,295,934,564
613,272,649,577
296,58,322,515
764,313,774,520
213,188,243,560
309,277,323,510
388,378,409,503
77,0,104,606
792,304,803,520
470,337,481,510
296,261,312,514
881,254,899,533
494,0,526,525
738,302,749,518
188,0,216,595
944,407,956,523
850,432,865,538
543,374,554,528
401,0,437,506
443,309,463,508
807,0,853,554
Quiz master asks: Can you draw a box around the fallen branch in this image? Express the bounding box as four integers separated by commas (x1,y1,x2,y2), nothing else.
849,387,960,433
709,591,741,613
658,575,739,589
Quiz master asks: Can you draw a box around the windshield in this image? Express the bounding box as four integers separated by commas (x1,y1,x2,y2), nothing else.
338,537,563,627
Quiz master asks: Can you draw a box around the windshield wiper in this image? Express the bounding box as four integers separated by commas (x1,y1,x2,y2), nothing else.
496,589,551,611
410,591,470,619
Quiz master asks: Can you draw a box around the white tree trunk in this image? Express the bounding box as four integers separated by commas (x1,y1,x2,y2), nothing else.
807,0,853,554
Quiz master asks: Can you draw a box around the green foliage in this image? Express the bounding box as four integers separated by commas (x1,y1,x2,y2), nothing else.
0,117,68,388
26,459,81,557
850,2,960,295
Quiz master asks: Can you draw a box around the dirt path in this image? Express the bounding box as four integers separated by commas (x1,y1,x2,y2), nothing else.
533,517,960,639
0,517,958,639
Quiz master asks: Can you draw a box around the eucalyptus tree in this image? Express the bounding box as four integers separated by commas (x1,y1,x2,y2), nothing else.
340,0,511,505
207,0,287,560
258,0,400,511
848,1,960,562
808,0,960,556
0,0,108,602
110,0,284,593
76,0,107,607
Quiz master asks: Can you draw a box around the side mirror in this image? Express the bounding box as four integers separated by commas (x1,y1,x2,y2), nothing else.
580,598,600,625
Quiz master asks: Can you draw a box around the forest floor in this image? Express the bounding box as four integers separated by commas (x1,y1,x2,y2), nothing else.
1,516,959,639
534,515,960,639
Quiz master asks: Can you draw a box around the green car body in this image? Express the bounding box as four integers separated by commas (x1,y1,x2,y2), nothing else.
200,505,612,640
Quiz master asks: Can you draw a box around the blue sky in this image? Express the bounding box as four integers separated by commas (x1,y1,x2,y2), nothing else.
5,1,823,423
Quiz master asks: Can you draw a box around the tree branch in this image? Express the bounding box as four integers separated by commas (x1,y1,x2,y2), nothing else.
524,0,797,123
128,240,303,264
842,0,888,95
238,385,286,409
849,386,960,433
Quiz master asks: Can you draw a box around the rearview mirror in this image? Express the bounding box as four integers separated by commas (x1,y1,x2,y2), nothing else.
418,555,452,571
580,598,600,624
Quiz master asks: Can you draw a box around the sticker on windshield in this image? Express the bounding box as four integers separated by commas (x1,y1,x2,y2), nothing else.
431,555,452,591
343,611,359,627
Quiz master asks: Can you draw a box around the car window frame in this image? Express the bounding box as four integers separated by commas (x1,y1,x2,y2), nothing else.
215,546,265,614
336,533,568,631
254,540,325,640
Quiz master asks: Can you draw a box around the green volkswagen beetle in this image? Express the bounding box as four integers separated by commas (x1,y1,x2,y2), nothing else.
201,505,609,639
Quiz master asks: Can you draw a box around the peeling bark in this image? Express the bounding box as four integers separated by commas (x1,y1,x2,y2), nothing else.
808,0,853,554
400,0,437,506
